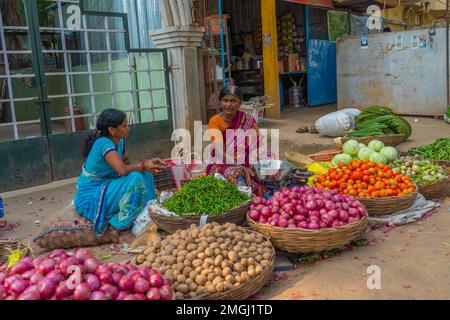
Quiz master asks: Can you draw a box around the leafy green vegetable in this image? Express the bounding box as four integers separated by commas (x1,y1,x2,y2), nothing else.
163,176,250,216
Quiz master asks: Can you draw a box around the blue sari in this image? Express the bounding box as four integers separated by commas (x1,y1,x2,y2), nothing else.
74,137,156,236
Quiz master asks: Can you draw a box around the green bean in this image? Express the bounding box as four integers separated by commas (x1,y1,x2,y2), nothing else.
163,176,250,216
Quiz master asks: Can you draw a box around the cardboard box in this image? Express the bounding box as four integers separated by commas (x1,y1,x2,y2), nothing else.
284,53,299,72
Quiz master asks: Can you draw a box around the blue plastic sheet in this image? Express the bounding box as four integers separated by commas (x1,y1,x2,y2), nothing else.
307,39,337,106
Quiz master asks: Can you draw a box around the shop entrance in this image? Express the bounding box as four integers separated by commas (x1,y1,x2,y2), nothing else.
0,0,172,192
219,0,337,112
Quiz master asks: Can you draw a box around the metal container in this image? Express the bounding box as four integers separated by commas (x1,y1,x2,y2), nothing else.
289,85,304,108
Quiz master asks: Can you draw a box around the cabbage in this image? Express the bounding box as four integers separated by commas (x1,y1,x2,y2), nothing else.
357,147,374,160
342,140,360,156
368,140,385,152
369,152,387,164
359,143,367,150
332,154,352,166
379,146,398,162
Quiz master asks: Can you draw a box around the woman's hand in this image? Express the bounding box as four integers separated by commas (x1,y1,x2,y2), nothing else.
143,158,167,173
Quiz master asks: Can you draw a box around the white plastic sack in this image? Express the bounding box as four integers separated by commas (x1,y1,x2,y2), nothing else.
132,200,155,236
315,109,361,137
368,194,438,227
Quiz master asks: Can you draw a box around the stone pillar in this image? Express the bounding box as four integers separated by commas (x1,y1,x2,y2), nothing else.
150,26,205,133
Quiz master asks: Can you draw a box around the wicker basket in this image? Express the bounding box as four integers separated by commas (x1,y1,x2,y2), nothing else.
196,231,275,300
247,215,368,254
307,149,342,162
149,201,251,234
356,191,418,216
0,240,32,263
417,164,450,200
342,134,406,147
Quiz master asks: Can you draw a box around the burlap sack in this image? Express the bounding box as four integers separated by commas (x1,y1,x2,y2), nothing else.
33,205,120,250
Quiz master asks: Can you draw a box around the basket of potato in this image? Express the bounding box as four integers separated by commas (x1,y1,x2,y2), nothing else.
134,222,275,300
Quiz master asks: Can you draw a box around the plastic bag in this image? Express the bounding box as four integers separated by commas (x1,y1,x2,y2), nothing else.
368,194,438,226
315,109,361,137
131,201,155,236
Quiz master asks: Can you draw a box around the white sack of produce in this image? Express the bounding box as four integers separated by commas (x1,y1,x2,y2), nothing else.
315,109,361,137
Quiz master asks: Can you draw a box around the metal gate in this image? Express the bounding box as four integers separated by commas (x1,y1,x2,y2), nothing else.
0,0,173,192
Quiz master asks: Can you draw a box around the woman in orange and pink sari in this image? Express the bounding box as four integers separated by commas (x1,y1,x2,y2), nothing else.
206,85,274,196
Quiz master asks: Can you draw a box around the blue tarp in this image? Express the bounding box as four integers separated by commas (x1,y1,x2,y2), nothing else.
307,39,337,106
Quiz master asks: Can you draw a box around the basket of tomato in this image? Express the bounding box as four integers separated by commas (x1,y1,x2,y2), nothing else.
314,160,418,216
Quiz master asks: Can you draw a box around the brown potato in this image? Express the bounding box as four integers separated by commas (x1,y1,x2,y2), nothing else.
136,254,146,264
197,252,206,260
192,259,203,268
212,276,224,286
221,267,232,277
261,260,270,268
144,247,153,256
216,283,225,293
195,275,207,286
219,243,228,250
247,266,255,277
204,247,214,257
142,261,151,268
189,283,198,291
262,253,272,260
189,270,198,280
241,272,249,282
214,255,224,267
228,251,238,262
255,255,263,262
255,265,263,275
233,263,244,273
177,275,186,283
195,266,203,274
207,273,216,282
176,284,189,294
185,278,193,286
224,274,234,284
183,260,192,267
146,253,156,263
206,284,216,294
173,269,181,278
175,292,184,300
186,243,197,251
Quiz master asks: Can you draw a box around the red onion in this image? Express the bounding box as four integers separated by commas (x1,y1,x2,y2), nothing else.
307,222,319,230
319,222,328,229
46,270,63,284
21,270,36,280
331,220,341,228
10,279,29,296
134,278,150,294
159,285,173,300
90,291,107,300
293,215,305,222
278,218,288,228
339,211,349,222
58,257,79,274
134,293,146,300
38,259,57,275
84,258,100,273
100,284,119,300
32,257,45,269
37,278,56,299
55,282,73,299
85,274,101,291
119,275,134,291
112,272,123,286
328,210,338,219
258,216,267,224
9,262,32,275
74,248,93,263
48,249,66,259
146,287,160,300
249,210,259,221
0,272,7,285
149,273,164,288
116,291,128,300
260,207,270,217
0,285,7,300
124,294,137,300
4,275,21,289
30,273,45,285
18,288,40,300
348,208,359,218
74,283,91,300
252,196,263,205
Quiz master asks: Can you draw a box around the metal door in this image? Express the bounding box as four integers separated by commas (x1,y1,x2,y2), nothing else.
0,0,173,192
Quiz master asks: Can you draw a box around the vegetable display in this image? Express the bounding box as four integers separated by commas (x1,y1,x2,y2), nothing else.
163,176,250,216
334,139,398,166
407,138,450,161
391,156,449,185
346,106,412,139
315,160,416,198
135,222,274,300
248,186,367,230
0,248,173,300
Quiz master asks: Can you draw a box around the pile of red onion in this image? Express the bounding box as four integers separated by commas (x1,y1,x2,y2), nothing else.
248,187,367,230
0,248,173,300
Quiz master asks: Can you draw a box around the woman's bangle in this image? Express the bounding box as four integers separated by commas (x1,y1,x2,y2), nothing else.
138,161,146,172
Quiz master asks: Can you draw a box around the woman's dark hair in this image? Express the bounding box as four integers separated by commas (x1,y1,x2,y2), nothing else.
219,85,243,102
83,108,127,158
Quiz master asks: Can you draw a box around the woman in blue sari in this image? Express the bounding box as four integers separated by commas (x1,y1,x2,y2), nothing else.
74,109,166,236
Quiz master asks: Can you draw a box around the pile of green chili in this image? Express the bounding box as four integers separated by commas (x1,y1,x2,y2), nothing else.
407,138,450,161
162,176,250,216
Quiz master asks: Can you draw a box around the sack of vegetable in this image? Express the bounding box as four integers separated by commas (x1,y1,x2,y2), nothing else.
391,156,450,200
148,176,251,233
